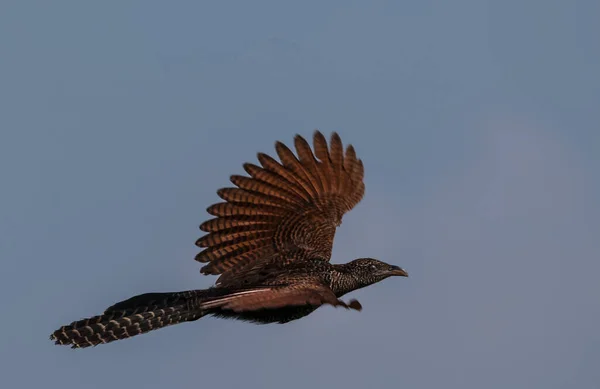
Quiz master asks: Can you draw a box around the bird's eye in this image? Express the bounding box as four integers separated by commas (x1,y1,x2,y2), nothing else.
369,264,377,271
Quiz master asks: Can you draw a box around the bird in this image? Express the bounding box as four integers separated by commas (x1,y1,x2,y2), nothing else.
50,130,408,349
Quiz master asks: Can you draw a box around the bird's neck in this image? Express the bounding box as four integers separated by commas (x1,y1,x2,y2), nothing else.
329,264,363,296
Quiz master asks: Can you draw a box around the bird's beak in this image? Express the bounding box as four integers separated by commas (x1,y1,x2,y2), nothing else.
388,265,409,277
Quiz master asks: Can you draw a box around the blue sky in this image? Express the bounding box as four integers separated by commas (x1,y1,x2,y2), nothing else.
1,1,599,388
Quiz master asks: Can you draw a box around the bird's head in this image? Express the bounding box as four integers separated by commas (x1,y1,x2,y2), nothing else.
344,258,408,287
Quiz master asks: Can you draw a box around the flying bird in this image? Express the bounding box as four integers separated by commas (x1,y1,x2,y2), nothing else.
50,130,408,349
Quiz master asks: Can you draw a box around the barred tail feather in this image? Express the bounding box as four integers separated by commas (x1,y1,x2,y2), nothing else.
50,291,206,349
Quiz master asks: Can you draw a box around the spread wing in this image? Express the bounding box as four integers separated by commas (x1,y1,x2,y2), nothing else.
195,130,365,281
198,283,362,312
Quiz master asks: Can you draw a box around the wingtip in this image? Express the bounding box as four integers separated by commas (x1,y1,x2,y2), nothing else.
330,131,341,142
348,299,362,311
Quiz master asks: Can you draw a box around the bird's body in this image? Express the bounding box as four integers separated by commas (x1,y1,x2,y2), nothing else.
210,258,406,324
50,130,408,349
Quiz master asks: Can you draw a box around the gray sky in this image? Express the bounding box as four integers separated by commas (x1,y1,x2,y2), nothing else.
1,1,599,388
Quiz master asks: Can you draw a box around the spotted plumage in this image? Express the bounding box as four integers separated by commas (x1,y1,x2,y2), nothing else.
50,130,408,349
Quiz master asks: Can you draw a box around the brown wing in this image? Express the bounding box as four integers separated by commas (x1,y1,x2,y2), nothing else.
198,284,362,312
195,130,365,281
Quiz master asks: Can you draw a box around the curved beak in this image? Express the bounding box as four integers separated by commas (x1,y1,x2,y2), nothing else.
388,265,409,277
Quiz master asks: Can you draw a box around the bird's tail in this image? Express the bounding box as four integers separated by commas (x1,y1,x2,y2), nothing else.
50,290,208,349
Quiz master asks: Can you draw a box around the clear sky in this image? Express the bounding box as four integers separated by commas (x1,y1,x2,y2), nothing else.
1,1,599,388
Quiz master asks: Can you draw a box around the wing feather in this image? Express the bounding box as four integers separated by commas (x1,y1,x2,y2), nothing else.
199,284,362,312
195,130,366,281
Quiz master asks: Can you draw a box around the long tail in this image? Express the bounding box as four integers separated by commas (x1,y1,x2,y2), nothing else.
50,290,208,349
